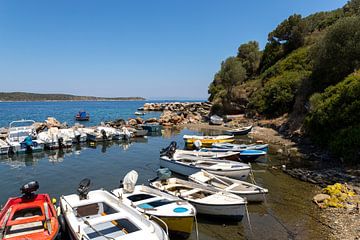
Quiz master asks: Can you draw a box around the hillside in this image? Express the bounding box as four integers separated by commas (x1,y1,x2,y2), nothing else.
0,92,145,101
208,0,360,163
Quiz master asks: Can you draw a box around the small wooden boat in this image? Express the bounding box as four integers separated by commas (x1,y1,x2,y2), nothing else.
211,143,269,152
60,179,169,240
134,111,145,116
173,149,239,161
239,149,267,162
75,111,89,121
160,155,250,180
0,181,60,240
189,171,268,202
209,115,223,125
0,139,10,155
225,125,253,135
140,123,162,132
112,171,196,239
183,135,234,147
150,177,246,220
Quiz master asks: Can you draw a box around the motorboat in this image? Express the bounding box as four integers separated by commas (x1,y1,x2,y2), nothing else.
189,171,268,202
75,111,89,121
112,170,196,238
37,128,60,150
209,115,223,125
0,181,60,240
6,120,44,154
60,179,169,240
150,177,246,220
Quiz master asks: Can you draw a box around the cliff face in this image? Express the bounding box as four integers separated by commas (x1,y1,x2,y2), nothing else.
208,0,360,163
0,92,145,101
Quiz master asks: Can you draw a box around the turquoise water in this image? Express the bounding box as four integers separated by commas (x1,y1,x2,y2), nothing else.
0,101,329,239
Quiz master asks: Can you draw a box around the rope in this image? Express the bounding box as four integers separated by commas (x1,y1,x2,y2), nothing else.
149,215,169,236
194,213,199,240
245,202,253,237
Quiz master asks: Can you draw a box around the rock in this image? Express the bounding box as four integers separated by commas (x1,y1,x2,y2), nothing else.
313,194,331,203
128,118,137,126
135,118,144,124
45,117,62,128
145,118,158,123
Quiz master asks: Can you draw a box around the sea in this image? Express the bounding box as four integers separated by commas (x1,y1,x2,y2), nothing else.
0,101,329,240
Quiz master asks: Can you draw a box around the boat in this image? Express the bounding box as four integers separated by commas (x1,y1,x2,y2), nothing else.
211,142,269,152
84,128,112,142
189,171,268,202
60,179,169,240
75,111,89,121
134,112,145,116
225,125,253,135
38,128,60,150
209,115,224,125
0,139,10,155
112,170,196,239
97,126,125,140
150,177,246,220
140,123,162,132
160,154,250,180
173,149,239,161
238,149,267,162
0,181,60,239
183,135,234,147
6,120,44,154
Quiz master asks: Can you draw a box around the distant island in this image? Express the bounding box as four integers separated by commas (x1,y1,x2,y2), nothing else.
0,92,145,102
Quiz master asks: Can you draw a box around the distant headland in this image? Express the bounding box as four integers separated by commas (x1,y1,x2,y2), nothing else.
0,92,145,102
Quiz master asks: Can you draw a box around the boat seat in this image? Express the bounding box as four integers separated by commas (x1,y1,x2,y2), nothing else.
180,189,202,198
5,220,44,238
225,183,240,191
76,203,100,217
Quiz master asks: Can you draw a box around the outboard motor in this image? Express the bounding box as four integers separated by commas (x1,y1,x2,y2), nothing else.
21,181,39,199
78,178,91,200
58,137,64,148
160,141,177,158
101,129,108,140
22,136,34,153
149,168,172,182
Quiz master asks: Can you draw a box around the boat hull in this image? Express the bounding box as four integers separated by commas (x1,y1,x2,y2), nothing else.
189,201,245,220
160,158,250,180
185,138,234,147
157,216,194,239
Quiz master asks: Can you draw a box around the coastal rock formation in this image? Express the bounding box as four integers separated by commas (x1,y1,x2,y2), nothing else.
141,102,212,112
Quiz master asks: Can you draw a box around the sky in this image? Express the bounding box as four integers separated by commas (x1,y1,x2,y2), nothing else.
0,0,348,100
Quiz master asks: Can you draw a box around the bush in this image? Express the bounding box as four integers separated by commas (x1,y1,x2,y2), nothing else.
306,71,360,162
251,71,308,117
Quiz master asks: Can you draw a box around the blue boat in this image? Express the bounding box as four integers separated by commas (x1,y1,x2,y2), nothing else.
75,110,90,121
239,149,266,162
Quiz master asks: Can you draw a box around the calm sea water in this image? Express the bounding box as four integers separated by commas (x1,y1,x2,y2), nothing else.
0,101,329,240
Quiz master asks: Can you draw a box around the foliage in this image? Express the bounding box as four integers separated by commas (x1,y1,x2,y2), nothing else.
237,41,261,77
251,71,308,117
303,9,344,33
312,16,360,90
343,0,360,16
306,71,360,162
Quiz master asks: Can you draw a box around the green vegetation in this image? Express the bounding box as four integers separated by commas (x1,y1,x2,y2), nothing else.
208,0,360,163
0,92,145,101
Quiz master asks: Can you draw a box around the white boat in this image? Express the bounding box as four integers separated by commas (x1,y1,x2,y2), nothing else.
211,143,269,152
6,120,44,154
60,179,169,240
112,170,196,238
38,127,60,149
134,111,145,116
58,129,73,148
172,149,239,161
160,155,250,180
150,177,246,220
97,126,125,140
225,125,253,135
209,115,223,125
73,128,88,143
189,171,268,202
0,139,10,155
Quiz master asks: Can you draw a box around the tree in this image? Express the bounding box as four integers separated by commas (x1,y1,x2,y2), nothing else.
237,41,261,77
312,16,360,89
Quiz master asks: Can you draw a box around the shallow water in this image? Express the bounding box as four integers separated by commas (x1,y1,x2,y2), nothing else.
0,127,328,240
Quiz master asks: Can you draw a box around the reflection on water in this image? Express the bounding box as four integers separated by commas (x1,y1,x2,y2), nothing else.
0,128,329,240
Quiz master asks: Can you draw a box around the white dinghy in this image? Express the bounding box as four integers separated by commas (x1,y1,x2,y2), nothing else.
112,170,196,239
150,177,246,220
173,149,239,161
189,170,268,202
60,179,169,240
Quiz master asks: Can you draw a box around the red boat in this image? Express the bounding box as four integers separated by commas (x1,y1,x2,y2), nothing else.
0,181,60,240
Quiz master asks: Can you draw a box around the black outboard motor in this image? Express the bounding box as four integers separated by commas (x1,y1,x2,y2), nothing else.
21,181,39,199
78,178,91,200
160,141,177,158
58,137,64,149
101,129,108,140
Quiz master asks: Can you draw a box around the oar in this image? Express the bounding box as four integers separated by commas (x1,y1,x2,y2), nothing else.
202,170,231,187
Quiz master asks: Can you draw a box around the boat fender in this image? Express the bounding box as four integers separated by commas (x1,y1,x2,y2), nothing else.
58,214,67,233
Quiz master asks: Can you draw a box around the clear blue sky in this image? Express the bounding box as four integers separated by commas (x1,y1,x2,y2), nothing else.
0,0,347,99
